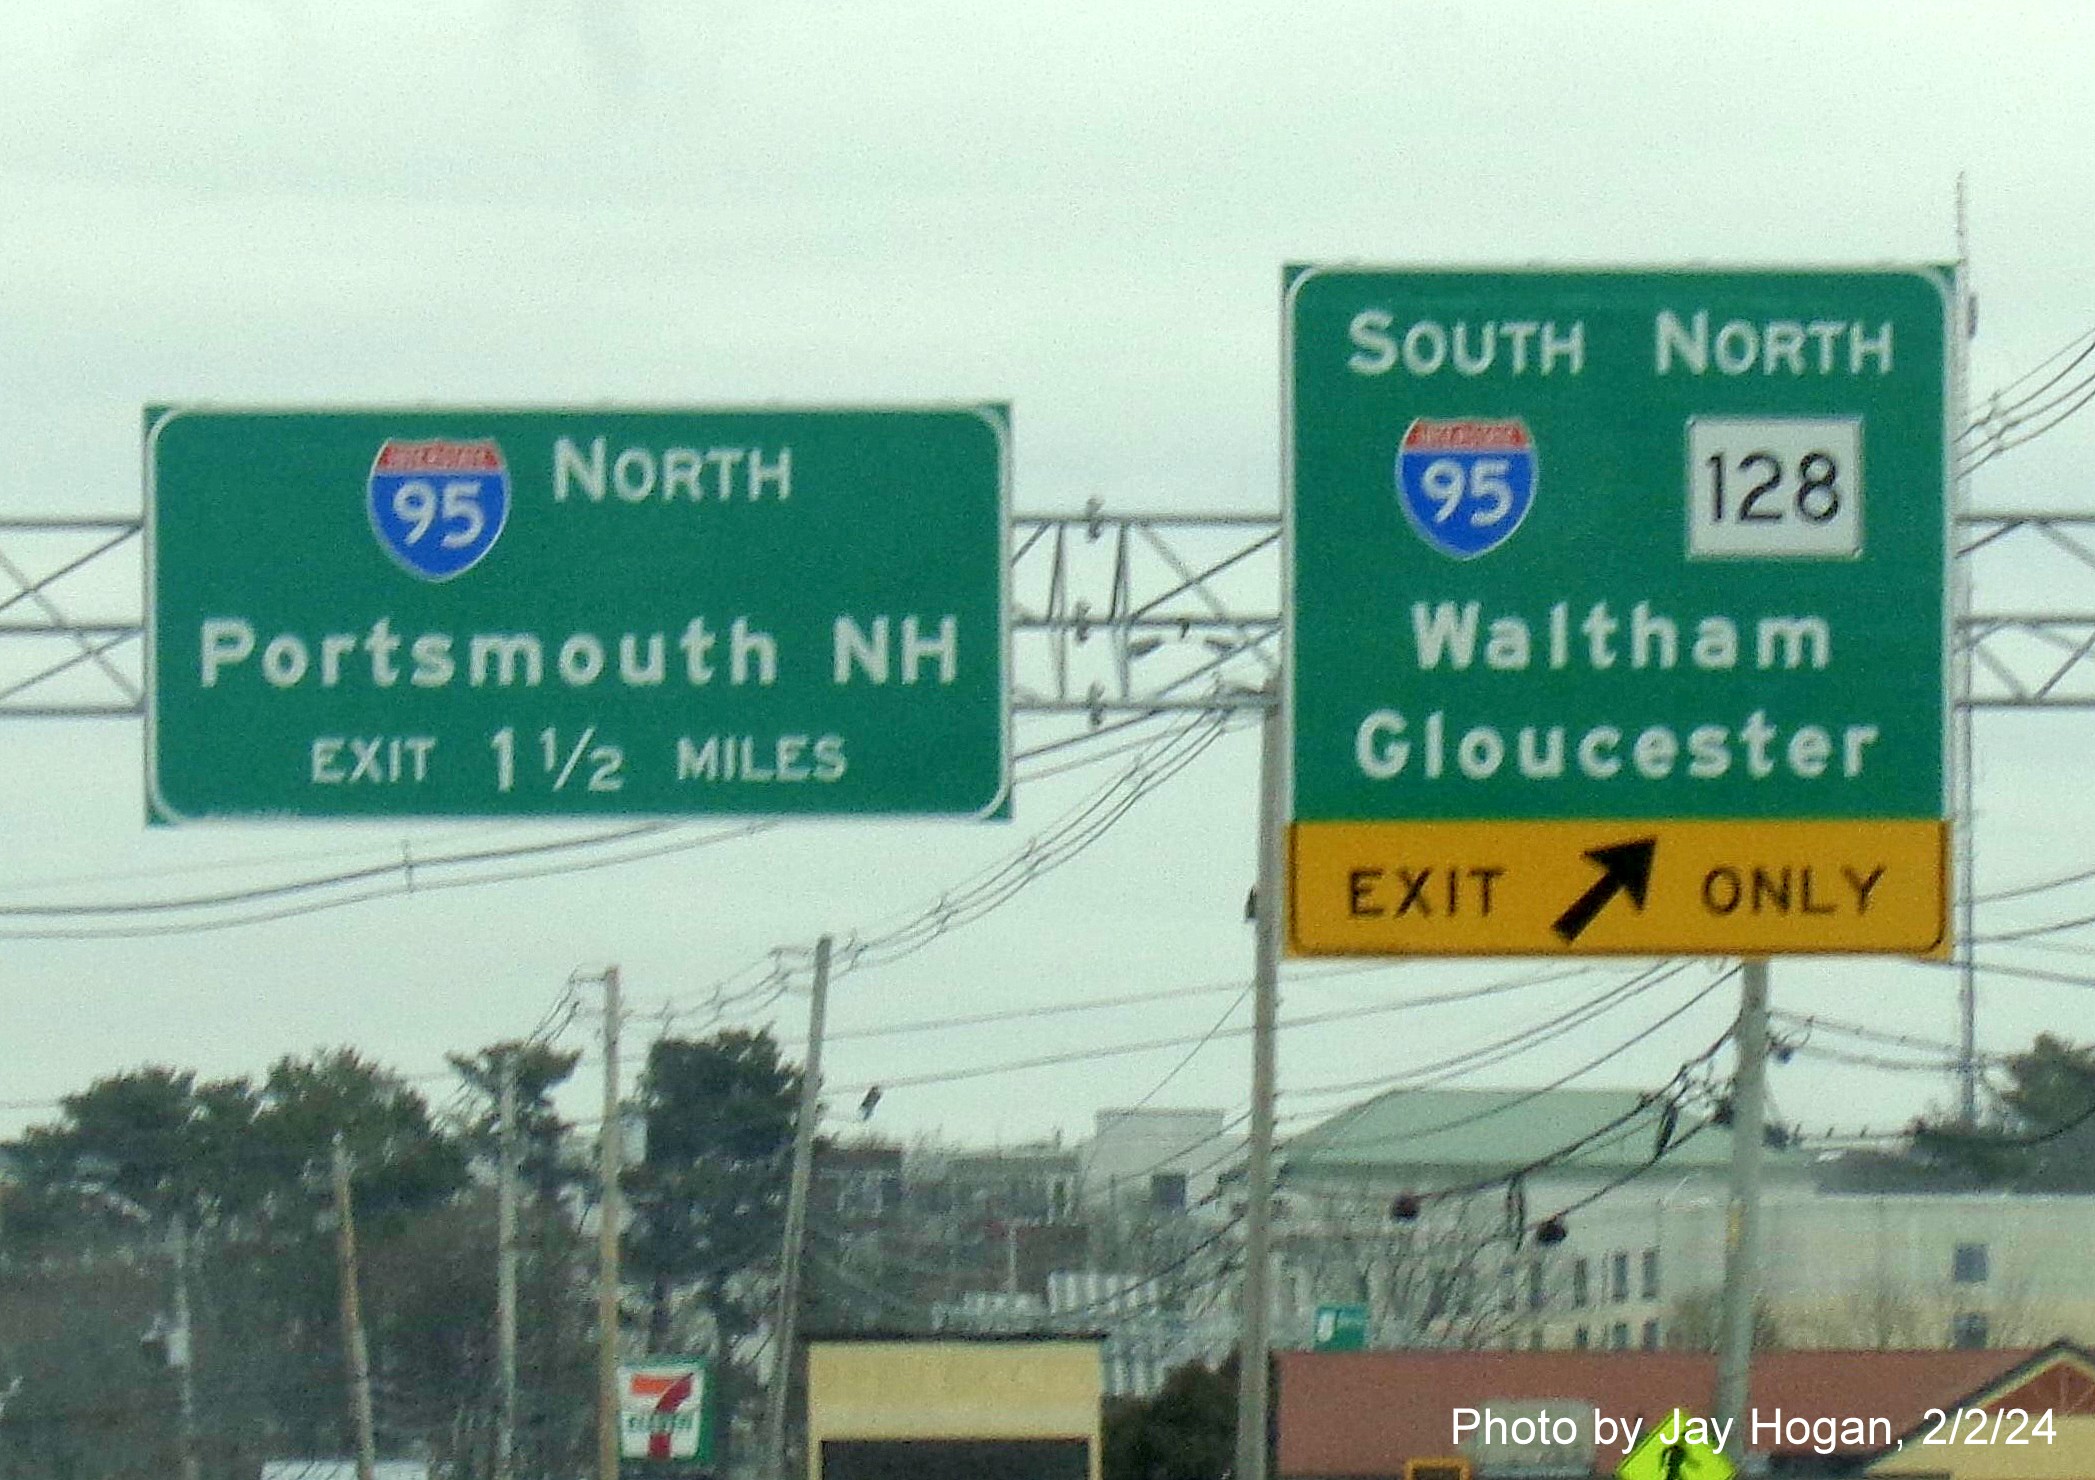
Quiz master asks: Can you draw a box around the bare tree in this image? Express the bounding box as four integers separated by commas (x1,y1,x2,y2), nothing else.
1281,1188,1551,1349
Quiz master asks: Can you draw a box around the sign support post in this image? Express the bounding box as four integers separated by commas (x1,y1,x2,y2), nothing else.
1235,690,1284,1480
1712,959,1769,1466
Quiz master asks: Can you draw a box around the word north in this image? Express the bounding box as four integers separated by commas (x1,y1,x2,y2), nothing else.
552,436,792,503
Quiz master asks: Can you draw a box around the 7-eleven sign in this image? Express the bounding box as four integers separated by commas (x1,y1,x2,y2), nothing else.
619,1359,712,1464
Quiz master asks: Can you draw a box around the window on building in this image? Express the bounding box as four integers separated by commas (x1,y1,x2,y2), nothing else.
1610,1252,1630,1303
1526,1258,1545,1312
1641,1248,1660,1300
1574,1325,1590,1350
1951,1312,1989,1349
1641,1319,1660,1351
1149,1172,1187,1214
1571,1258,1589,1307
1608,1322,1629,1350
1529,1328,1545,1350
1951,1242,1989,1284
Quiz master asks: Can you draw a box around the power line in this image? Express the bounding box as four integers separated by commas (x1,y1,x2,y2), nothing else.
777,960,1597,1052
1960,323,2095,472
1974,861,2095,905
1971,906,2095,944
1965,325,2095,410
0,822,773,940
645,710,1241,1025
1771,1009,2009,1065
821,965,1651,1099
1279,967,1735,1151
1786,1042,1966,1075
0,701,1218,943
1276,960,1701,1111
1114,985,1252,1120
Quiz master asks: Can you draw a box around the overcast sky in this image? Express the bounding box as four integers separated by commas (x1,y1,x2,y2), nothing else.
3,2,2094,1156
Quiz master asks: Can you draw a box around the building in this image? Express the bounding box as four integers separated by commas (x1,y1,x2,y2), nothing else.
1275,1344,2095,1478
1079,1107,1238,1216
1268,1087,1795,1351
1565,1175,2095,1353
908,1137,1082,1227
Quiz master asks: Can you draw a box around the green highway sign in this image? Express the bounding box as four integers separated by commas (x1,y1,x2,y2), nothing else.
1311,1302,1369,1351
146,407,1009,821
1285,267,1951,956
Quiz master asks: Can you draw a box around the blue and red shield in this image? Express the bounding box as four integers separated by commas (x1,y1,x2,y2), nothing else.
367,438,510,581
1396,418,1537,560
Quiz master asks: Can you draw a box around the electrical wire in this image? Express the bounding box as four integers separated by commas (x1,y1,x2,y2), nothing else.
1970,905,2095,945
776,960,1597,1054
646,709,1240,1024
1314,1025,1735,1217
1965,325,2095,410
1278,968,1735,1151
1973,860,2095,906
1114,985,1252,1120
820,968,1649,1099
1275,961,1699,1111
0,698,1226,947
1770,1009,2007,1064
1960,325,2095,472
0,822,774,940
1786,1042,1966,1075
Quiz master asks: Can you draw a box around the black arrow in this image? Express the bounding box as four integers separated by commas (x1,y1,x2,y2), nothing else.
1662,1440,1690,1480
1551,838,1657,943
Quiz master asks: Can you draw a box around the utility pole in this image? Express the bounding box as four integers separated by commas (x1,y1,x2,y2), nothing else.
766,935,832,1480
1953,175,1981,1127
597,968,625,1480
332,1135,379,1480
1712,961,1770,1468
169,1210,202,1480
1234,693,1283,1480
496,1049,520,1480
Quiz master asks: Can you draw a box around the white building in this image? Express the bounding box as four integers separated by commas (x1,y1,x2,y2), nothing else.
1078,1107,1238,1216
1267,1085,1801,1351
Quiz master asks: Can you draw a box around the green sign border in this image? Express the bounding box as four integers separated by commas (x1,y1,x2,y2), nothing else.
1282,263,1953,833
144,403,1012,825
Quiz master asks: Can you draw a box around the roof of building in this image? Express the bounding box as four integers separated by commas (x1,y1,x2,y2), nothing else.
1276,1346,2054,1476
1281,1087,1763,1180
1877,1341,2095,1451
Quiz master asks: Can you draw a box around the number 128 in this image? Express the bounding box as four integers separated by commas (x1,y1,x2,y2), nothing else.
1704,449,1843,524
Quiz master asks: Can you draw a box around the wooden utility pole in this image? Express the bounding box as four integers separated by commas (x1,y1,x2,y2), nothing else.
169,1210,201,1480
496,1049,520,1480
597,968,625,1480
765,935,832,1480
332,1134,379,1480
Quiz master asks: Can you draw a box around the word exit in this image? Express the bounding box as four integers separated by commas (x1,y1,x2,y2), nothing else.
1290,819,1946,957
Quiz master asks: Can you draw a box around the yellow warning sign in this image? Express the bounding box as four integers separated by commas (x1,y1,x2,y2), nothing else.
1614,1410,1736,1480
1289,818,1946,957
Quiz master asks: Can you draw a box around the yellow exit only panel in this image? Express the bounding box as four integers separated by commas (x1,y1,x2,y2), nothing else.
1289,818,1946,957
